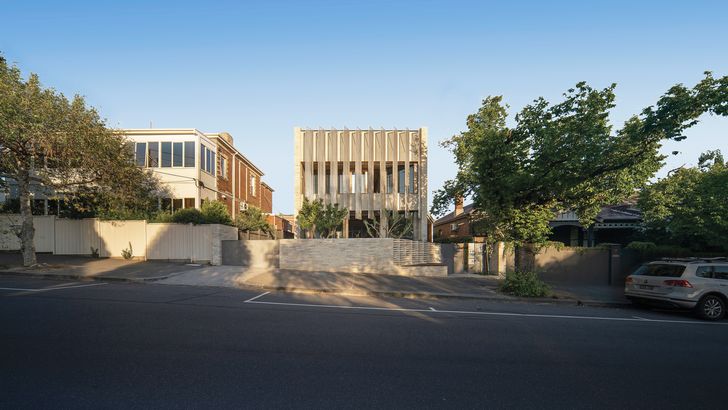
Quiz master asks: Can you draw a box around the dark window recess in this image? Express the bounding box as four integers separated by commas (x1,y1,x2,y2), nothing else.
172,198,183,211
161,198,172,211
32,199,46,215
184,142,195,167
173,142,183,167
147,142,159,167
47,199,59,215
184,198,195,208
135,142,147,167
161,142,172,167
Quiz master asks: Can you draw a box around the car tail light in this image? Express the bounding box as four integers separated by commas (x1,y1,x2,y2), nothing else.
664,280,693,288
625,277,633,284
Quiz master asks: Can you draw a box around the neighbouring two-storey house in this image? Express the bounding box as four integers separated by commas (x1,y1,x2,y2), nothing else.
122,129,275,221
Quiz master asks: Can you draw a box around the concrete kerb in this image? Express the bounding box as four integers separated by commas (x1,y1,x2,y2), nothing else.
239,282,632,308
0,269,188,283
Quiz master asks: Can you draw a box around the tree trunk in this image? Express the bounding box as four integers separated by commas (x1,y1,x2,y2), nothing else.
17,171,37,267
515,243,536,272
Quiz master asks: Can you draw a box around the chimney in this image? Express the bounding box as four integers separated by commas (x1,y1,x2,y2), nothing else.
454,196,463,216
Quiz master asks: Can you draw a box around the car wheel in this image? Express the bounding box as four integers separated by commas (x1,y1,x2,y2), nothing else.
695,295,726,321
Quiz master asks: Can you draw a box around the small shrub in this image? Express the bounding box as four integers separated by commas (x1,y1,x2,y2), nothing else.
90,247,99,258
149,212,174,223
201,200,232,225
171,208,206,225
121,242,133,260
500,271,550,297
626,241,657,253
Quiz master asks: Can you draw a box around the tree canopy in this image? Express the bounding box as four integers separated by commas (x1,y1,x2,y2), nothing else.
236,205,274,237
431,72,728,268
296,198,348,238
0,56,164,266
639,150,728,252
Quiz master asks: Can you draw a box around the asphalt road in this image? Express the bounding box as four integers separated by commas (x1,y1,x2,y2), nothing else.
1,276,726,409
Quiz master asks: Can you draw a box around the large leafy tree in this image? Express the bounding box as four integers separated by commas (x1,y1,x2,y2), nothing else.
432,72,728,270
0,56,163,266
639,150,728,251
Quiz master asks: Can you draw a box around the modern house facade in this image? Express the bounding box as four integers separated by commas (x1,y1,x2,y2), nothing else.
293,127,429,241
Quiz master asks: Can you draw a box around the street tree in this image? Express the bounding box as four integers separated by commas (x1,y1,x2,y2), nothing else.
639,150,728,251
0,57,163,266
432,72,728,271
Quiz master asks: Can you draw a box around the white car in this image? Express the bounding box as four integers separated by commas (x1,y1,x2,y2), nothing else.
625,258,728,320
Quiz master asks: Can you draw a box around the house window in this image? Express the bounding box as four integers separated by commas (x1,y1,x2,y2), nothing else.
409,164,416,193
398,165,405,193
148,142,159,167
205,149,212,174
161,198,172,211
220,156,228,179
161,142,172,167
386,166,393,194
172,142,183,167
184,198,195,208
200,144,206,171
250,175,257,196
210,152,216,176
172,198,183,211
451,223,458,232
184,142,195,167
135,142,147,167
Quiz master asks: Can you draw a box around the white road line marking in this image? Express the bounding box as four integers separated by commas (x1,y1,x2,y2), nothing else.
246,299,728,326
244,291,270,303
633,316,648,320
0,282,107,292
429,307,436,311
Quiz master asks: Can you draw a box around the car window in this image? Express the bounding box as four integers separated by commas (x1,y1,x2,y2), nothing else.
696,266,713,278
713,265,728,280
633,264,686,277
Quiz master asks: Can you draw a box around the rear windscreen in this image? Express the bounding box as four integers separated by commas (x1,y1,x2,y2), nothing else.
632,264,686,278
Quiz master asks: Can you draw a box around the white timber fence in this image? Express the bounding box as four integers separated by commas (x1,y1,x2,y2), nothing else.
0,215,237,265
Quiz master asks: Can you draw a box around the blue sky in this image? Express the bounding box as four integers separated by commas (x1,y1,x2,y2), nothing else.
2,0,726,213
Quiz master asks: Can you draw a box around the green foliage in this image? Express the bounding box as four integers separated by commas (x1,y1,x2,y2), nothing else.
295,198,348,238
0,56,166,265
171,208,206,225
500,271,551,297
90,247,99,258
317,202,349,238
639,151,728,252
626,241,658,253
237,206,273,236
121,242,133,260
431,73,728,270
149,212,174,223
364,210,414,239
200,200,232,225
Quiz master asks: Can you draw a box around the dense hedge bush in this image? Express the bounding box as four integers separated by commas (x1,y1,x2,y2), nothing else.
500,271,550,297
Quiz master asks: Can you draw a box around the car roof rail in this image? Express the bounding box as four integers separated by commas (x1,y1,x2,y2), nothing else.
659,256,728,263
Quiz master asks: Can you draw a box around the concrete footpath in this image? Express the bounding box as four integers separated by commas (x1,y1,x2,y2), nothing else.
159,265,631,307
0,254,202,282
